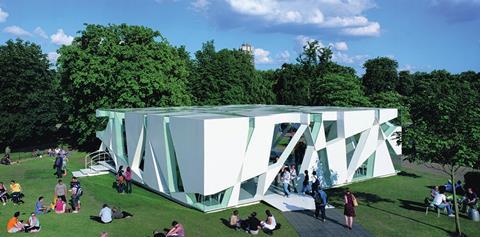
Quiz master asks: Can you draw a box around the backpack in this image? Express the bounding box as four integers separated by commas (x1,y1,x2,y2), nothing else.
314,191,323,204
55,157,62,167
76,187,84,197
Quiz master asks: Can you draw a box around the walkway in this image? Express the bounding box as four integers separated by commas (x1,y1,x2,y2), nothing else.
283,208,373,237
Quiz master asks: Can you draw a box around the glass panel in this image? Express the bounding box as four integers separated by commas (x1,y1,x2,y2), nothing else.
353,152,375,180
269,123,300,165
239,176,259,200
317,148,332,188
324,121,338,142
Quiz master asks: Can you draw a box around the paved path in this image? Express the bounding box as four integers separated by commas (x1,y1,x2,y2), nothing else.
283,208,373,237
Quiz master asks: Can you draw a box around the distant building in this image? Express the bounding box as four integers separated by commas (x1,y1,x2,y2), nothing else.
240,43,253,54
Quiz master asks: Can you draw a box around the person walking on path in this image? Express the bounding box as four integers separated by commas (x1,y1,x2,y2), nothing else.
314,189,328,222
344,188,357,230
124,166,132,194
301,170,310,195
282,167,291,197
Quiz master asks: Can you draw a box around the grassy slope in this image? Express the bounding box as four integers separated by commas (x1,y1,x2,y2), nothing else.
328,170,480,237
0,152,298,237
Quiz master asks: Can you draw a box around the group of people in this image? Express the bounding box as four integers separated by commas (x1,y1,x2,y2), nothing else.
6,211,41,233
3,177,83,233
229,209,278,235
115,165,133,194
277,164,323,198
430,182,478,217
0,180,25,205
90,204,133,224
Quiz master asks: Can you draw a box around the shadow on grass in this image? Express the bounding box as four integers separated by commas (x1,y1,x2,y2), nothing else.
398,171,421,178
398,199,428,212
327,188,395,207
365,204,456,236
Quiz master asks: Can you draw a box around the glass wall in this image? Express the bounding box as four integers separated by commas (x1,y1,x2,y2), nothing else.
324,121,338,142
186,187,233,212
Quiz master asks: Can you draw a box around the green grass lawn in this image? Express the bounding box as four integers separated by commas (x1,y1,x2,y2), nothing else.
1,151,479,237
0,152,298,237
328,170,480,237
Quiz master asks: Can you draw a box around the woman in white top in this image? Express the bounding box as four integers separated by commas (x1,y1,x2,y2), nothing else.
261,210,277,230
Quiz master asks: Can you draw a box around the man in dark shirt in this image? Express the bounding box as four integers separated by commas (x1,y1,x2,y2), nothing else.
246,212,261,235
462,187,478,210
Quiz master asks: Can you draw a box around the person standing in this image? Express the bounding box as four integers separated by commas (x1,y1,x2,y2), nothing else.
344,188,357,230
70,179,82,213
311,171,319,193
314,189,328,222
55,179,67,202
289,164,298,193
54,155,63,178
301,170,310,195
124,166,132,194
282,167,291,198
5,146,11,157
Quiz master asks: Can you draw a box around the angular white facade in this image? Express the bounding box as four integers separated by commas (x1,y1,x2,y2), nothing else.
96,105,402,212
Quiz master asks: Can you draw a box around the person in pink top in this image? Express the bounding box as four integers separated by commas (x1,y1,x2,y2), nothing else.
125,166,133,194
166,221,185,237
54,198,66,214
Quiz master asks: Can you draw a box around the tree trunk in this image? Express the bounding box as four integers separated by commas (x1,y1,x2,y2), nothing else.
451,169,462,236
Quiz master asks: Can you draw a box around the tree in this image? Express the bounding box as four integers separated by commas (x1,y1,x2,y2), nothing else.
369,91,410,126
403,70,480,236
397,70,415,96
0,39,60,147
311,73,371,107
189,41,270,105
58,24,192,147
362,57,399,95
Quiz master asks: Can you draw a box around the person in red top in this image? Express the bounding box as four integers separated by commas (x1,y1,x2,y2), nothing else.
125,166,133,194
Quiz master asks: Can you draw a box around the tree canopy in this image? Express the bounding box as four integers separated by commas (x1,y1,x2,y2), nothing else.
0,39,60,147
362,57,398,95
58,24,192,147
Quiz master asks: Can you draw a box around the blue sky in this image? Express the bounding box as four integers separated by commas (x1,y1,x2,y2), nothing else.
0,0,479,73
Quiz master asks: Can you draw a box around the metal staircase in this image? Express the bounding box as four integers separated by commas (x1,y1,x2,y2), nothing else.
72,150,115,178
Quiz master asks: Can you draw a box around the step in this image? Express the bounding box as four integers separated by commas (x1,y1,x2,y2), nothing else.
90,164,111,172
80,168,97,175
97,161,116,171
72,171,88,178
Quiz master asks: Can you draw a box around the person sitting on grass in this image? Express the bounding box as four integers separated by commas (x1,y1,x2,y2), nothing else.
111,207,133,219
35,196,50,214
165,220,185,237
260,210,277,231
0,154,11,165
0,181,8,206
90,204,113,224
7,211,24,233
245,212,261,235
25,212,41,233
10,180,24,204
54,198,66,214
229,209,242,230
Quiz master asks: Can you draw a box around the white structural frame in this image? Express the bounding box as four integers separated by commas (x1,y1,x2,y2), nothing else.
96,105,402,212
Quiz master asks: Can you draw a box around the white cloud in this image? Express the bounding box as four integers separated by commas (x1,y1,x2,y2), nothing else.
254,47,273,64
50,29,74,45
296,35,324,48
333,41,348,51
332,51,368,65
3,25,32,37
276,50,290,63
47,52,60,64
223,0,379,37
0,8,8,22
34,27,48,39
191,0,210,11
341,22,380,37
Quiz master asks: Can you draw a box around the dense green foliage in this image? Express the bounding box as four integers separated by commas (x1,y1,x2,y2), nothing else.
311,73,370,107
0,39,60,148
189,41,274,105
362,57,399,95
57,24,193,147
403,70,480,235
